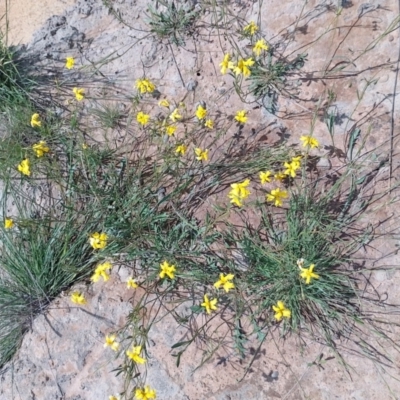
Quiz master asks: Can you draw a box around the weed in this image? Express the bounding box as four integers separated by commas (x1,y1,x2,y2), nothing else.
91,103,125,130
147,1,200,46
219,157,399,370
238,183,362,333
0,190,97,366
247,53,307,113
0,34,33,110
218,24,307,113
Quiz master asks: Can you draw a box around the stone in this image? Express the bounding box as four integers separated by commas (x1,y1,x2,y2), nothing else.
186,79,198,92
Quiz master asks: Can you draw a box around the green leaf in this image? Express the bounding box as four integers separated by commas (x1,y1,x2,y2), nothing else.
171,340,191,349
348,128,361,161
172,351,183,367
190,305,203,314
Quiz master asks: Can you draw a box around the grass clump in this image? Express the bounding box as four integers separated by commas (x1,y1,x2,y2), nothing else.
216,20,307,113
0,193,98,366
0,34,33,110
91,103,125,130
237,184,362,340
247,52,307,113
147,0,200,46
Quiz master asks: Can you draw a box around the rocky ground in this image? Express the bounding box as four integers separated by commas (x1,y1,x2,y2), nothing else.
1,0,400,399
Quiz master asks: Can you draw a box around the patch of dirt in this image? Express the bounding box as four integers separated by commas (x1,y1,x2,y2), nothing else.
0,0,76,45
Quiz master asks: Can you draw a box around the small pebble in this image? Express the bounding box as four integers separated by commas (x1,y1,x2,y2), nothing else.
186,79,198,91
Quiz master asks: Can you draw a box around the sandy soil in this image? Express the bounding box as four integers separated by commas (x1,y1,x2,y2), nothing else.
0,0,76,45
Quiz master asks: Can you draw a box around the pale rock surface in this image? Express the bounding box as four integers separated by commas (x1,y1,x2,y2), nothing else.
0,0,76,45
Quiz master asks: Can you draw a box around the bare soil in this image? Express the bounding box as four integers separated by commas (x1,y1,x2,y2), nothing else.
0,0,75,45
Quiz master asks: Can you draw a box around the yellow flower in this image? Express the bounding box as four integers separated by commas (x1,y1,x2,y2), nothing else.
109,396,120,400
227,60,236,70
228,190,243,207
30,113,41,127
243,21,258,35
135,386,157,400
232,58,255,77
300,135,319,148
82,143,89,149
91,262,112,283
300,264,320,284
291,156,302,168
89,232,108,250
214,273,235,293
104,334,120,351
266,188,288,207
169,108,182,122
135,78,156,94
166,125,177,136
228,179,251,207
4,218,14,229
274,171,286,182
253,39,269,57
194,148,208,161
65,57,75,69
127,277,138,289
137,111,150,126
201,294,218,314
259,171,272,184
73,87,85,101
219,53,231,74
17,159,31,176
283,161,300,178
205,119,214,129
32,141,50,158
234,110,248,124
159,260,176,279
195,105,207,120
159,99,170,107
71,291,87,305
272,301,291,321
175,144,187,156
126,345,146,364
